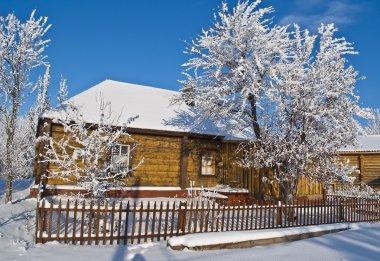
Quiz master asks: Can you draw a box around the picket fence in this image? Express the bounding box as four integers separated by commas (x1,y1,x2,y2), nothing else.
35,195,380,245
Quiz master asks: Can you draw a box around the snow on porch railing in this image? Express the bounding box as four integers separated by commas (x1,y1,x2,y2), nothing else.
35,196,380,245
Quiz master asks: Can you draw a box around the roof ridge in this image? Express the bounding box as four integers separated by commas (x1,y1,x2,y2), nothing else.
69,79,179,102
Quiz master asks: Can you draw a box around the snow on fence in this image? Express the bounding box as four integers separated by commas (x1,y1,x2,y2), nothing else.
35,196,380,245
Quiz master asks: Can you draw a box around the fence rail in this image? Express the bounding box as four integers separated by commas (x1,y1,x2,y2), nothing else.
35,195,380,245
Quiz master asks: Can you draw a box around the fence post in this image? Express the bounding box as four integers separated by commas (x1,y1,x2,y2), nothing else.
178,201,187,233
339,198,344,221
277,201,282,227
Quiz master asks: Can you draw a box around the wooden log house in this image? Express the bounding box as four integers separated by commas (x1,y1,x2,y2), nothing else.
32,80,379,200
337,135,380,191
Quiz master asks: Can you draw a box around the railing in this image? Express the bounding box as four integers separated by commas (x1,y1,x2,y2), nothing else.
35,195,380,245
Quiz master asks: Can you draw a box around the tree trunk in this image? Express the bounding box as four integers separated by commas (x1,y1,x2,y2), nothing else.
4,134,14,203
279,177,298,222
5,174,12,203
279,178,298,203
258,168,278,200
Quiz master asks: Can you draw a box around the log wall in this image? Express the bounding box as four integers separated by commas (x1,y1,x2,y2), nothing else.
339,152,380,190
221,141,324,198
36,120,360,198
34,121,224,189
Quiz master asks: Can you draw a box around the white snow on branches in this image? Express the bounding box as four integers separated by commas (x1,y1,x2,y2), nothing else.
0,10,50,202
176,0,371,200
38,97,142,200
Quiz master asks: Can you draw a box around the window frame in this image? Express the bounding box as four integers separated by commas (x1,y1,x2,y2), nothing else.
199,149,217,177
110,143,132,173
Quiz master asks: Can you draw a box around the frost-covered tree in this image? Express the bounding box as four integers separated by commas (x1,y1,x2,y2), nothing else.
0,117,36,179
365,108,380,135
38,98,141,200
57,76,68,108
0,62,50,202
27,65,51,133
177,1,369,202
0,11,50,203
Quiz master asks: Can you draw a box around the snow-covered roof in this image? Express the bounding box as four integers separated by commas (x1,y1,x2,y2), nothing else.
338,135,380,153
45,80,233,137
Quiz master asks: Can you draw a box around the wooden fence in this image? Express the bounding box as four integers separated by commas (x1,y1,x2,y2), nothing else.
35,196,380,245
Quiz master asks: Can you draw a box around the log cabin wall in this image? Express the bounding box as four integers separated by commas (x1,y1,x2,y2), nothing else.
34,120,224,189
185,138,223,187
34,119,325,198
120,134,223,188
221,141,324,199
339,152,380,190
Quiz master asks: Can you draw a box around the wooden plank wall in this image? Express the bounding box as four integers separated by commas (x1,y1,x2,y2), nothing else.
44,125,184,187
185,138,223,188
339,153,380,190
37,122,224,189
222,142,324,198
35,120,330,197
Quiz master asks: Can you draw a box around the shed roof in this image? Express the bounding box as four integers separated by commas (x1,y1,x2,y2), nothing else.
338,135,380,153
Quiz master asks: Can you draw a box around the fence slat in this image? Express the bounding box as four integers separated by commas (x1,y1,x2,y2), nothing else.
204,202,210,233
48,200,53,241
87,200,94,245
255,202,259,229
122,202,128,245
231,204,236,231
263,202,267,229
267,201,271,229
137,202,144,244
211,202,216,232
170,202,175,238
199,202,205,233
303,200,307,226
250,202,254,230
102,202,108,245
163,201,169,240
64,199,70,244
235,203,240,231
72,200,78,244
245,203,250,230
56,199,62,241
187,201,194,233
117,202,123,244
221,204,226,232
95,201,101,245
179,201,187,235
193,201,199,233
110,201,115,245
272,200,276,228
310,199,314,225
144,202,150,242
157,201,163,241
80,200,86,245
216,203,221,232
259,200,263,229
151,202,157,241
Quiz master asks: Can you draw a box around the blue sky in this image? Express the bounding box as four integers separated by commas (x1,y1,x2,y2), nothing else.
1,0,379,109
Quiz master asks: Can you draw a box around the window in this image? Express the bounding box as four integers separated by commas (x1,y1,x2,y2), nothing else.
111,144,130,172
200,150,216,176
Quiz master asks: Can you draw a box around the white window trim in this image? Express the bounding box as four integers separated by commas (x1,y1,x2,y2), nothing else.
200,150,216,176
111,144,131,172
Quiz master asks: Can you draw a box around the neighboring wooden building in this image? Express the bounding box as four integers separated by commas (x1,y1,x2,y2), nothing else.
338,136,380,191
31,80,323,199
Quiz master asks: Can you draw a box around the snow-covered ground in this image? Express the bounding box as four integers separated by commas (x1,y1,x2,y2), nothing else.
1,179,380,261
